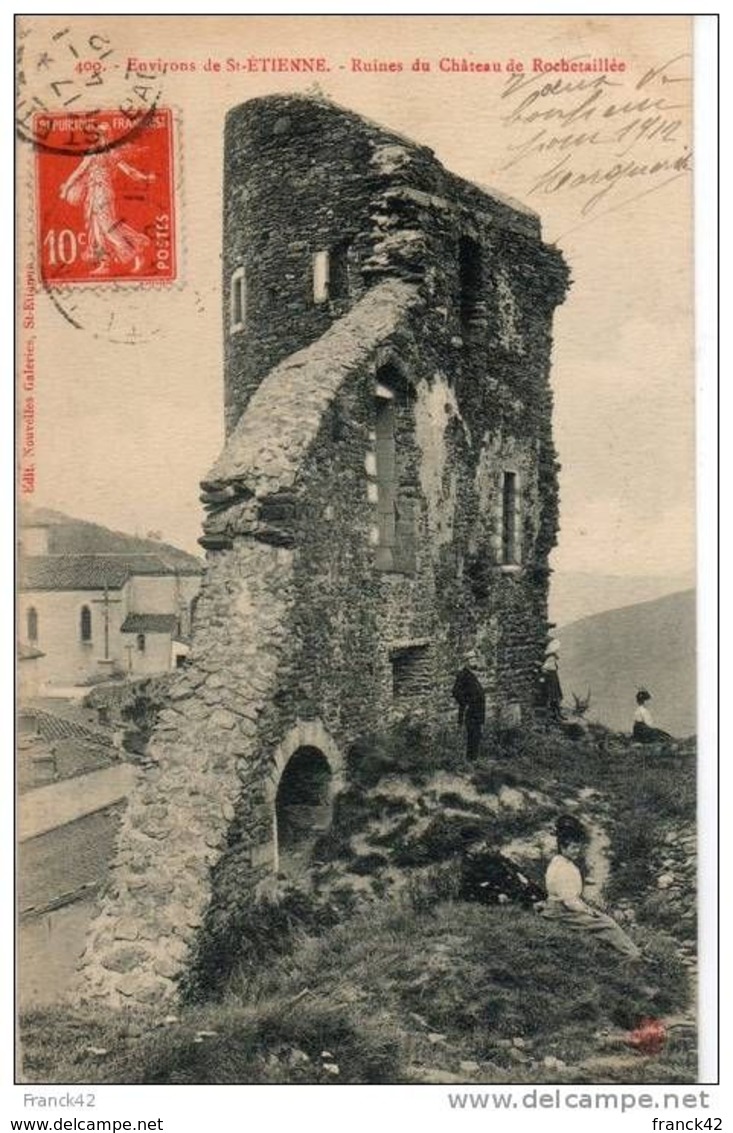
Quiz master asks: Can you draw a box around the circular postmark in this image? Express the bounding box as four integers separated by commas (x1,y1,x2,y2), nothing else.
16,17,164,155
40,277,176,345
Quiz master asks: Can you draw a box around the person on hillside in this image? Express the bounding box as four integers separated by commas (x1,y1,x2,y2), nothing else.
632,689,672,744
541,814,642,959
452,651,486,760
539,638,563,721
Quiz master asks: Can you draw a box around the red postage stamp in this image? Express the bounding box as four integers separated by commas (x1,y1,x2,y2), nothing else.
35,108,176,284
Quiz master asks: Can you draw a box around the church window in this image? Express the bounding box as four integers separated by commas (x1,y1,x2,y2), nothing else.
80,605,92,642
137,633,146,653
230,266,246,333
27,607,38,643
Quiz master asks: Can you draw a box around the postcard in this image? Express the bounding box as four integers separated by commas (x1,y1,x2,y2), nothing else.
14,12,715,1106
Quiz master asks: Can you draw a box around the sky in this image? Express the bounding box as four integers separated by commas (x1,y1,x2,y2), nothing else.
18,14,696,579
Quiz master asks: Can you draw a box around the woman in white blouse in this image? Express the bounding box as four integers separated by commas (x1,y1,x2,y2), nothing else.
541,814,642,959
633,689,672,744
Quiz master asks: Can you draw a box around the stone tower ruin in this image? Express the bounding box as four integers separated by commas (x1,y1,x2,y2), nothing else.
78,95,569,1007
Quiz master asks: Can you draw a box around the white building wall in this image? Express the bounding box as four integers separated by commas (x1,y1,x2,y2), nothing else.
19,574,201,690
121,631,172,677
19,589,126,686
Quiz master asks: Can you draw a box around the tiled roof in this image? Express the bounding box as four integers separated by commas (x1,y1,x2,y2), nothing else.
20,554,182,592
120,613,178,634
23,707,113,747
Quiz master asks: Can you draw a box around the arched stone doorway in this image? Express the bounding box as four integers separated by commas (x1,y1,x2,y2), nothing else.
266,720,344,878
275,746,332,879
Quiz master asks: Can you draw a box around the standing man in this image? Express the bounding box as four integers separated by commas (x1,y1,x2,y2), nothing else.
452,651,486,760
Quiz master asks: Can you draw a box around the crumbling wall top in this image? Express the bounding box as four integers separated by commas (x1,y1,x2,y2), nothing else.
203,277,419,498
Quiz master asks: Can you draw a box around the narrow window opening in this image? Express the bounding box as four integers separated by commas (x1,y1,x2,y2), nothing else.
375,392,397,568
372,364,416,574
136,633,146,653
27,607,38,643
390,643,433,699
501,471,519,565
230,266,246,333
459,236,482,330
312,242,350,306
80,605,92,643
329,241,349,300
313,250,329,304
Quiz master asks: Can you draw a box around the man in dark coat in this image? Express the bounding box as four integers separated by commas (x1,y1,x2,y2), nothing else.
452,651,486,759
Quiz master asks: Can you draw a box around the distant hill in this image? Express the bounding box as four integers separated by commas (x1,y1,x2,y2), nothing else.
19,506,203,575
557,589,696,737
549,571,695,628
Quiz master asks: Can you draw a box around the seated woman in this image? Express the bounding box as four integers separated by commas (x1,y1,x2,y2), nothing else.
633,688,672,743
541,814,642,959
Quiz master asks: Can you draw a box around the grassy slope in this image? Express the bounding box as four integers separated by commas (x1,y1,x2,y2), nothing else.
20,725,697,1085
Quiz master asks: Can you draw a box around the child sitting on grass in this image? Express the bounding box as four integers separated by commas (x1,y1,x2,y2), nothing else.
541,814,642,959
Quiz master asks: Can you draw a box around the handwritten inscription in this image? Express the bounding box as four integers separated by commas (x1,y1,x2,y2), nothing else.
498,54,692,219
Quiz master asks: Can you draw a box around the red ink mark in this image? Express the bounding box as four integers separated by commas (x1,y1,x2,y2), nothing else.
35,107,176,283
627,1017,666,1056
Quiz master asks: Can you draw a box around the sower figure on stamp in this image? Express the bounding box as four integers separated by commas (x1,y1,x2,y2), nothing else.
541,814,642,959
452,651,486,760
58,124,156,275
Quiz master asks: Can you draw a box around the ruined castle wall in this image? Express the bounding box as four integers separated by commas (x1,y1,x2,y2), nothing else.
223,95,566,709
80,98,568,1008
222,96,553,432
223,99,377,431
76,539,296,1007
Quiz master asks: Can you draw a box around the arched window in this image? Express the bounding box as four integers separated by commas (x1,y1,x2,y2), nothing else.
137,633,146,653
80,605,92,642
27,607,38,643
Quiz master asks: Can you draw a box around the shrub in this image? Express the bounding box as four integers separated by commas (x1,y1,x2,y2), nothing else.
346,718,467,790
183,886,343,1001
348,852,389,876
471,765,518,794
404,861,462,914
393,813,485,866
